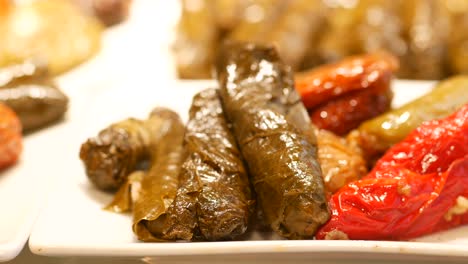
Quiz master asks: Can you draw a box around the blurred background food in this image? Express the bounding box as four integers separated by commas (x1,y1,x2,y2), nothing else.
0,61,69,132
0,0,133,134
73,0,133,27
0,102,22,170
174,0,468,80
0,0,132,76
0,0,103,75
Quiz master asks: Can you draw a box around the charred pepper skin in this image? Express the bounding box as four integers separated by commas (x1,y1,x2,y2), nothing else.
317,104,468,241
216,42,329,239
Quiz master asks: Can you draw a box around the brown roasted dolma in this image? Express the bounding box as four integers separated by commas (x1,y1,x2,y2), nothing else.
80,118,152,191
132,109,186,241
0,61,69,132
142,89,253,241
215,42,329,239
106,108,184,212
173,0,218,79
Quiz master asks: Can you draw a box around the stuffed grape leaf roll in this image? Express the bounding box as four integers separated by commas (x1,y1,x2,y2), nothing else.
144,89,253,241
132,108,186,241
215,42,330,239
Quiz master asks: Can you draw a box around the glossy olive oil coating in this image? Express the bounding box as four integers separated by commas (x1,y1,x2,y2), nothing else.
132,109,186,242
215,42,329,239
80,118,152,191
145,89,254,241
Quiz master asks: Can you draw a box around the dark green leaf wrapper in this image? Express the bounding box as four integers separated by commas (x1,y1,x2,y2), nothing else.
145,89,254,241
215,42,330,239
132,109,187,242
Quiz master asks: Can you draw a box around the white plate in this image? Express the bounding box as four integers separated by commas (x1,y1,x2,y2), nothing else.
0,0,177,260
27,79,468,261
0,114,77,262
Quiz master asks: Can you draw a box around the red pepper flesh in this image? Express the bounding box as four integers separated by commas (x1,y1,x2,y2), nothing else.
316,104,468,240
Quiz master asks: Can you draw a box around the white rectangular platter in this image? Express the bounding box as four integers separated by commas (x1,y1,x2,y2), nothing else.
28,79,468,261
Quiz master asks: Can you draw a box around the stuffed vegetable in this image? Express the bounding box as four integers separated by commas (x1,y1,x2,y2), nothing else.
348,75,468,164
317,104,468,240
141,89,254,241
80,118,152,191
316,129,367,194
295,52,398,135
132,108,186,241
0,61,69,132
0,103,22,170
215,42,329,239
0,0,102,75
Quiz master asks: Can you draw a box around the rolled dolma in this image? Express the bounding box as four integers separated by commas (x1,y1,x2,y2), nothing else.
0,61,69,132
215,42,330,239
80,118,152,191
133,108,186,241
142,89,254,241
106,108,184,212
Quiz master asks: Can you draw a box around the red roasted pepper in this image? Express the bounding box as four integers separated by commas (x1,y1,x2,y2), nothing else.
0,103,22,169
295,52,398,109
309,84,393,136
295,52,398,135
316,104,468,240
